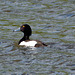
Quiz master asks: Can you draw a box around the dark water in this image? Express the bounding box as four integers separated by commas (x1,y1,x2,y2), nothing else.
0,0,75,75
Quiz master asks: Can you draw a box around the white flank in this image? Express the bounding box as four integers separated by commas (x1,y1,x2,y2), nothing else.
19,41,37,47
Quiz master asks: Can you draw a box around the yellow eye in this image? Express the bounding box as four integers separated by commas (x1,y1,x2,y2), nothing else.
23,26,25,27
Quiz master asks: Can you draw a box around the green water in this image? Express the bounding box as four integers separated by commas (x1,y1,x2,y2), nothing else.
0,0,75,75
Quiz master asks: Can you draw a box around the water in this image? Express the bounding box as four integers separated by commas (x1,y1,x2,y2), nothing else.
0,0,75,75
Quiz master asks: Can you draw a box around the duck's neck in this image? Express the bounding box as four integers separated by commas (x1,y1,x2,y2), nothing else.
18,34,30,45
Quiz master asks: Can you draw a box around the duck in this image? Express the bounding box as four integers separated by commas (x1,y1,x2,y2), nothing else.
13,24,47,47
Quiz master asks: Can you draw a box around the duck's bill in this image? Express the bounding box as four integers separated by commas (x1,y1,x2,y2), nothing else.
13,27,20,32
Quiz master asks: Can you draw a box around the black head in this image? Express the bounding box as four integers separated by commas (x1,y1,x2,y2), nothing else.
20,24,32,36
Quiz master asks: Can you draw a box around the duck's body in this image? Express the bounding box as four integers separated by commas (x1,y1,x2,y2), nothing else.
19,40,47,47
19,40,37,47
14,24,47,47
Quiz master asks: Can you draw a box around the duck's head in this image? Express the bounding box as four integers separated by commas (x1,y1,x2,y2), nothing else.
14,24,32,36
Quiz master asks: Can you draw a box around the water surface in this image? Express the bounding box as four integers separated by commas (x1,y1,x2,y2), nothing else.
0,0,75,75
